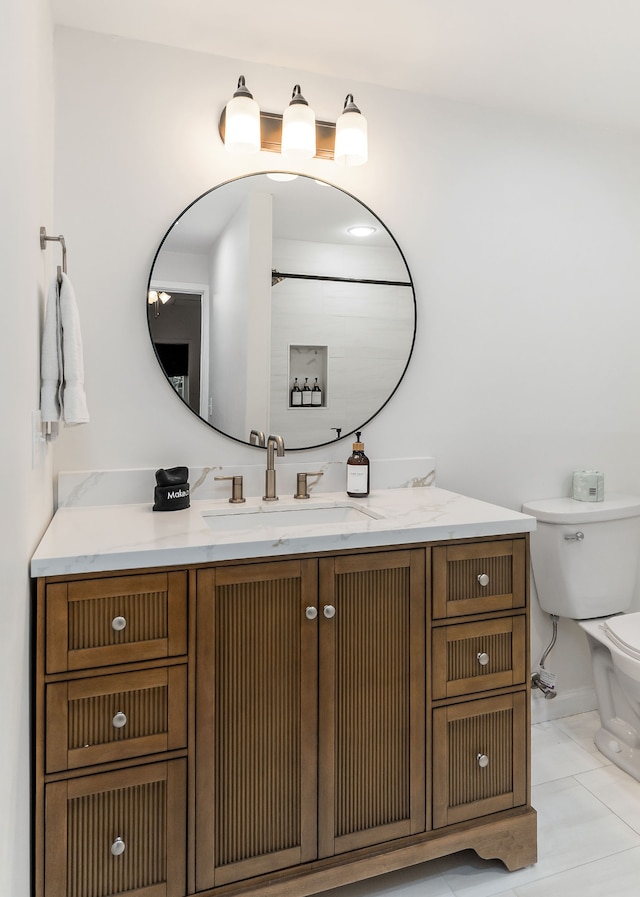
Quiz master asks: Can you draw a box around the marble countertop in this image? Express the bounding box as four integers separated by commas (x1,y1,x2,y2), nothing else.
31,486,535,577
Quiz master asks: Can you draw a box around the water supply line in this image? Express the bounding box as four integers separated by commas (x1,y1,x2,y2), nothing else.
531,613,559,699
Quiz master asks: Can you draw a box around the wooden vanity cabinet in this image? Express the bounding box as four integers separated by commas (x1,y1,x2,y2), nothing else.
35,534,536,897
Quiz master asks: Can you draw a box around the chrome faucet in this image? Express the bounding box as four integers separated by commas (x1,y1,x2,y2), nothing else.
250,429,266,447
263,434,285,501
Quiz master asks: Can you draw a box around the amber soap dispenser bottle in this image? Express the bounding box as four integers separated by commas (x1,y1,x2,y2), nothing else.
346,431,370,497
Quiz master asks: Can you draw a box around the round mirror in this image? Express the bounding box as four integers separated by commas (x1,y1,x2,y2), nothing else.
147,173,416,450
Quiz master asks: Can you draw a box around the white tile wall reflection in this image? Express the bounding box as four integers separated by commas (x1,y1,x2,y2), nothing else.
323,712,640,897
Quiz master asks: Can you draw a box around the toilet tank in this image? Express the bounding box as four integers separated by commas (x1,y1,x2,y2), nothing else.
521,495,640,619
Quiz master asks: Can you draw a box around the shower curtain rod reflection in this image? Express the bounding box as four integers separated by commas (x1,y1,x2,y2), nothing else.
271,269,412,287
40,226,67,285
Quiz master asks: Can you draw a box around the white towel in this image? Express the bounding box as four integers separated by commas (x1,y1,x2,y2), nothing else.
40,272,90,426
40,277,62,424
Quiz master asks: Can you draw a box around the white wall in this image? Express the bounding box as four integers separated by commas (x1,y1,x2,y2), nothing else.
52,28,640,717
0,1,55,893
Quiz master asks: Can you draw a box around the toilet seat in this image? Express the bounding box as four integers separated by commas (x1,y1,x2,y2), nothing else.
603,613,640,661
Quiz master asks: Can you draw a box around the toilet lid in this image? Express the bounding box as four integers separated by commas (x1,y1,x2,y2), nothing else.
603,613,640,661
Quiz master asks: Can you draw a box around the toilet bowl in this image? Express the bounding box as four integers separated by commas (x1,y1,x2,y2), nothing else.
579,615,640,774
522,494,640,779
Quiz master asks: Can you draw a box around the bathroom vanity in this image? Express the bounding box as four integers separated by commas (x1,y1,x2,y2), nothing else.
32,485,537,897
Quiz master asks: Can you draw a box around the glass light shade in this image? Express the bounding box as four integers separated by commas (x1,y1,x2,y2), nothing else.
281,87,316,160
224,95,261,154
335,110,368,166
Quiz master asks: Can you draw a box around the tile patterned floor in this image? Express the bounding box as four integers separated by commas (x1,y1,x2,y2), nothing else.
323,712,640,897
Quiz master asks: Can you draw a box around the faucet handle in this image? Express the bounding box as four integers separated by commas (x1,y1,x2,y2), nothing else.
294,471,324,500
214,475,245,503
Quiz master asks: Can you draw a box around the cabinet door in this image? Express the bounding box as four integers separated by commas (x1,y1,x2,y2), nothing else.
44,760,186,897
195,560,319,889
318,549,426,857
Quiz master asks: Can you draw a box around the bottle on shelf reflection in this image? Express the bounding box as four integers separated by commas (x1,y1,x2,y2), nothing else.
291,377,302,406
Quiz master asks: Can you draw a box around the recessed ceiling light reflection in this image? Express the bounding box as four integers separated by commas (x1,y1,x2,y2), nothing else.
347,225,377,237
266,172,298,182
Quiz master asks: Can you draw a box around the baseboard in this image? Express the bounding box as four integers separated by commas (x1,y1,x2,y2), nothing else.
531,685,596,724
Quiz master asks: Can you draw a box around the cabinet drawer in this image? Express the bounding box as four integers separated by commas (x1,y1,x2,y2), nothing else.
46,666,187,773
432,540,526,619
432,617,526,699
45,759,186,897
46,572,188,673
432,692,527,828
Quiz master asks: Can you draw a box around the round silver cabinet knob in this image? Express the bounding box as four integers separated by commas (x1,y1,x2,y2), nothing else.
477,573,490,587
112,711,127,729
323,605,336,619
305,606,318,620
111,837,126,857
477,652,490,666
111,616,127,632
477,753,489,768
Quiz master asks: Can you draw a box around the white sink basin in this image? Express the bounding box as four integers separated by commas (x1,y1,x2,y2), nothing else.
202,501,382,532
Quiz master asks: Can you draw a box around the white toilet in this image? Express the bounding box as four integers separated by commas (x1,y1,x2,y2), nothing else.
522,494,640,779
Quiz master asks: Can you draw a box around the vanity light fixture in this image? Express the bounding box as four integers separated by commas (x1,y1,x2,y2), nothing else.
222,76,261,154
219,76,368,166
